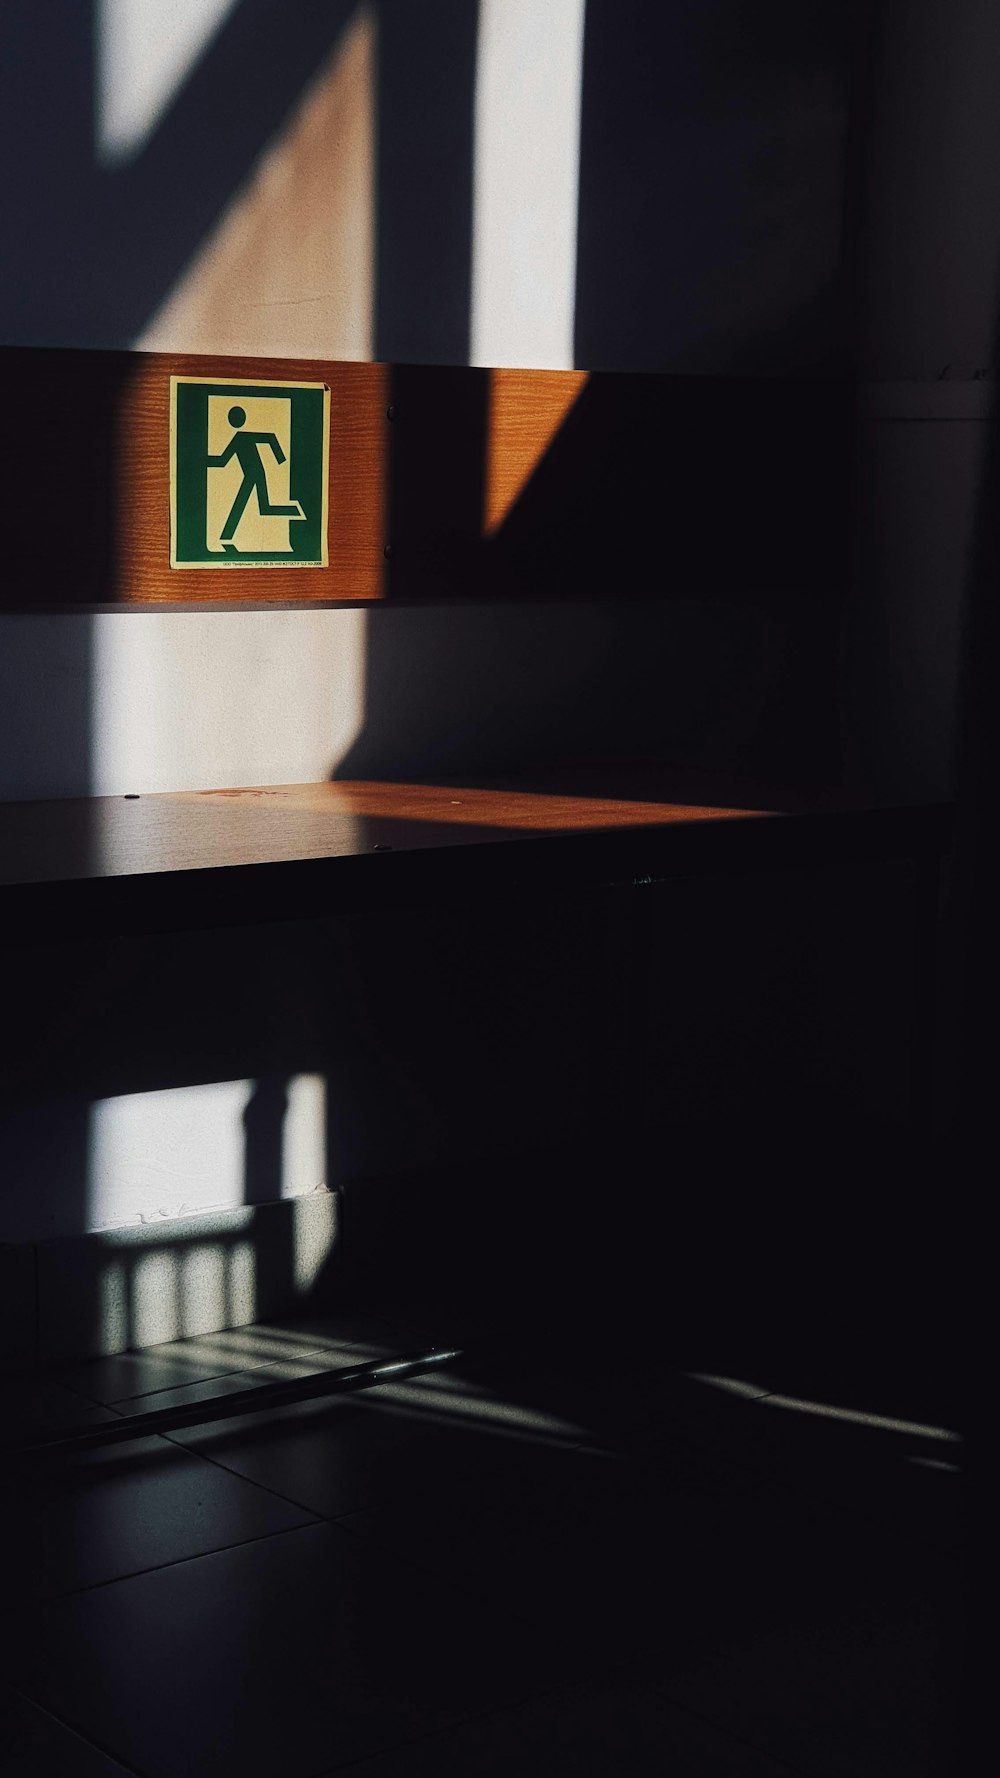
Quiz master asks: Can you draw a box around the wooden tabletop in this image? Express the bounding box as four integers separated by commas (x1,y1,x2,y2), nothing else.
0,777,953,938
0,779,768,889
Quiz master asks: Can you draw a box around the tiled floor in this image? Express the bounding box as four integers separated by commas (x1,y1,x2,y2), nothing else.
1,1311,966,1776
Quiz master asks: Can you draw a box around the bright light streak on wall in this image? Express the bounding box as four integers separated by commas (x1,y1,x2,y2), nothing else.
292,1196,334,1294
88,1073,329,1231
89,1079,253,1230
471,0,586,368
229,1240,257,1323
97,0,240,166
137,6,375,360
131,1246,181,1347
99,11,374,814
282,1074,327,1199
87,1078,334,1348
181,1241,227,1339
93,1218,271,1352
99,1258,126,1351
91,610,367,795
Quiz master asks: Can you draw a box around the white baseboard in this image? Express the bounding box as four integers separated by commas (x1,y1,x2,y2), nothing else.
2,1192,341,1370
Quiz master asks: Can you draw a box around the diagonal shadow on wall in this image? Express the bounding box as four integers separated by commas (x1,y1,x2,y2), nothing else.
0,0,360,349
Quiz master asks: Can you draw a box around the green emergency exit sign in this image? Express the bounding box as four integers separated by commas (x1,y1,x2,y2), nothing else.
170,376,330,568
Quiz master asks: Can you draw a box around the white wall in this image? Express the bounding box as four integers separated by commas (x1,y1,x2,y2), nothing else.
0,0,590,808
90,610,367,797
88,1074,327,1230
97,0,241,166
4,1,998,1246
471,0,585,369
0,2,599,1244
0,611,367,801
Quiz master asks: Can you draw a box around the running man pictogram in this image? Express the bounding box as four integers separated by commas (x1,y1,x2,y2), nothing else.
171,376,329,568
207,404,305,551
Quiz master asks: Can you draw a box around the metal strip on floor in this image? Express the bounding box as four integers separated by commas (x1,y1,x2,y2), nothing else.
14,1347,462,1463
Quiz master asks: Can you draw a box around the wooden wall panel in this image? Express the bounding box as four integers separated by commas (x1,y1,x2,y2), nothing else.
0,345,852,610
2,348,389,607
121,353,390,604
485,369,589,535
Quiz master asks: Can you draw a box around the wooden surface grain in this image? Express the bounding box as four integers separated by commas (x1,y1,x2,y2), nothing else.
485,369,589,534
1,348,388,606
123,355,389,602
2,346,853,609
0,779,765,887
2,347,586,606
0,779,954,949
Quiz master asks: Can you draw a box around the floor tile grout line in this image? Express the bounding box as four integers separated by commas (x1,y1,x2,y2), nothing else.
653,1688,819,1778
43,1318,443,1419
118,1366,594,1454
14,1439,959,1775
106,1361,288,1406
61,1381,130,1417
159,1423,362,1521
494,1634,820,1778
48,1363,248,1412
21,1405,958,1555
43,1512,328,1603
106,1349,355,1409
43,1332,269,1392
77,1337,417,1411
2,1676,147,1778
69,1344,352,1409
166,1418,933,1549
302,1638,817,1778
299,1668,640,1778
17,1347,463,1457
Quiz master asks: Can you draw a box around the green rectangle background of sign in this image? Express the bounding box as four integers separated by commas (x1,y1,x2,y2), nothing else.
171,379,329,568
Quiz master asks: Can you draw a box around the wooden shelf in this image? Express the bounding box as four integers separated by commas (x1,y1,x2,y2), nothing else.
1,347,854,610
0,778,766,888
0,776,954,941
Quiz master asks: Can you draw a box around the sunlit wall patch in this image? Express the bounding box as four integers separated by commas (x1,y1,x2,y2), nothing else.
97,0,241,167
170,376,330,567
471,0,586,369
